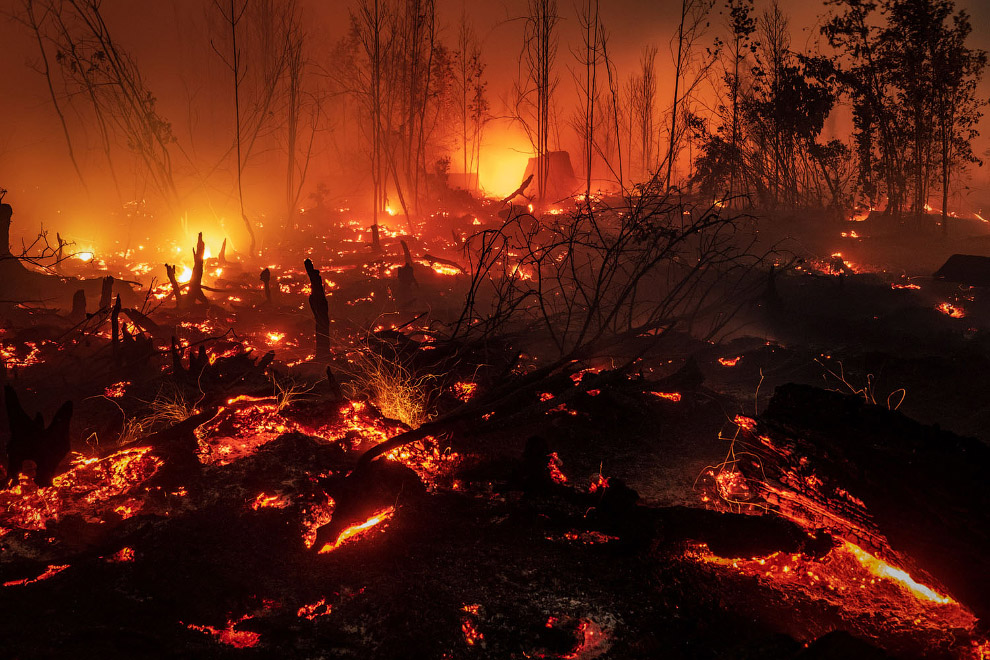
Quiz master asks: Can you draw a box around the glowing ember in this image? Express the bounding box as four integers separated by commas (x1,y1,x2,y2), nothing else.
714,467,752,501
297,598,331,620
936,302,966,318
185,614,261,648
301,497,336,549
843,541,953,604
452,381,478,402
73,251,95,262
317,506,396,554
542,616,611,659
3,564,70,587
687,539,976,633
266,331,286,344
0,446,161,537
104,381,131,398
548,530,621,544
588,473,609,494
108,547,136,563
718,356,742,367
891,283,921,290
383,439,461,488
196,398,294,466
569,368,601,385
461,604,485,646
547,452,568,484
651,391,682,402
733,415,756,431
250,493,290,510
430,263,462,276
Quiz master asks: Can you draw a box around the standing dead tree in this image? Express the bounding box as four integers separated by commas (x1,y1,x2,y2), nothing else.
17,0,179,210
15,0,86,193
347,0,394,249
454,12,488,188
627,46,658,181
212,0,296,257
514,0,560,206
664,0,717,188
569,0,605,200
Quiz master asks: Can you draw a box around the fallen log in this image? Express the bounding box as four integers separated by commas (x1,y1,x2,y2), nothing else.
731,383,990,622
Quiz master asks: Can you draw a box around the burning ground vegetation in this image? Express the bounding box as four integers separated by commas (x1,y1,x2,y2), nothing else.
1,194,990,659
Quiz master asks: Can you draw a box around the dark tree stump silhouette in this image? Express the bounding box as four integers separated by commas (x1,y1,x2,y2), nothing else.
98,275,114,311
69,289,87,323
260,267,273,304
304,258,331,361
3,386,73,487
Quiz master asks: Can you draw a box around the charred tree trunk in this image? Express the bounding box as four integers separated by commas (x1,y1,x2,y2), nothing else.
187,232,209,306
111,294,122,361
304,258,331,361
70,289,87,323
99,275,114,311
165,264,183,308
260,267,273,304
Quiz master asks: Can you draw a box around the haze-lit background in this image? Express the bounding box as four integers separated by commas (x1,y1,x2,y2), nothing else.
1,0,988,255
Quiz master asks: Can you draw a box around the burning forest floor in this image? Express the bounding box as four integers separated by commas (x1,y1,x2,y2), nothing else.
1,200,989,659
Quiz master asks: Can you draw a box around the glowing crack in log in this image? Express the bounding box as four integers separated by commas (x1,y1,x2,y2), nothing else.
317,506,396,554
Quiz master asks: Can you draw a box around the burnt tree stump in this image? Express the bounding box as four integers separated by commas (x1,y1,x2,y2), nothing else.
187,232,209,306
304,258,331,361
111,294,122,361
3,385,72,487
69,289,87,323
260,267,273,304
98,275,114,311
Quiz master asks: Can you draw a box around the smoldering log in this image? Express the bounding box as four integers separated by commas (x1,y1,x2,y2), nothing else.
734,383,990,621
